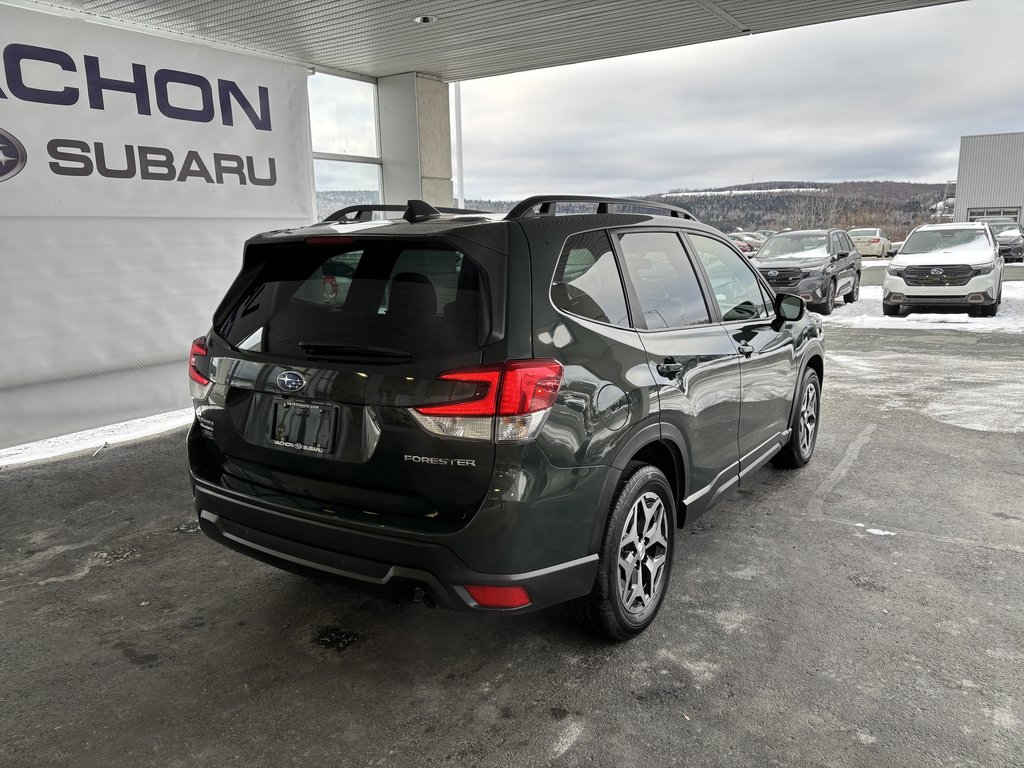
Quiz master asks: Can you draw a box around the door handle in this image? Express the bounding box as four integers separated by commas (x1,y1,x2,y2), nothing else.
656,358,683,378
737,343,755,358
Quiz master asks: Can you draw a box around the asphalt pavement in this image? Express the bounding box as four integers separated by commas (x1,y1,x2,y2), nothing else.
2,316,1022,767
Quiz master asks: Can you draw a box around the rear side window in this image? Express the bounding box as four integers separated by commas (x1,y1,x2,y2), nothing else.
551,231,630,326
618,231,710,330
216,240,484,360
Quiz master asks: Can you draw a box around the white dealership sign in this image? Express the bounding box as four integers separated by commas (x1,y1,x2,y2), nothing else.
0,4,316,441
0,3,313,217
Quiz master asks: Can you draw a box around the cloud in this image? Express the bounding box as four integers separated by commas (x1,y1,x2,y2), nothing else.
455,0,1024,198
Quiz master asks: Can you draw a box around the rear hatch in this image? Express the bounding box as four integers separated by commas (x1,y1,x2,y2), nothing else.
197,230,511,531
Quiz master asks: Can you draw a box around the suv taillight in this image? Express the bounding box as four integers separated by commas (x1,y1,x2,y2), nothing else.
189,336,212,399
410,360,563,443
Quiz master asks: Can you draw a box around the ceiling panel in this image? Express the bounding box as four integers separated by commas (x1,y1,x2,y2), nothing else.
20,0,965,80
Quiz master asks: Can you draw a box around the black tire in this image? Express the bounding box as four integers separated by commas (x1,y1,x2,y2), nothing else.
844,273,860,304
813,281,836,315
882,303,900,317
772,367,821,469
566,462,675,642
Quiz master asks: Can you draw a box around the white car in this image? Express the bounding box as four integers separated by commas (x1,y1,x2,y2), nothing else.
848,227,892,257
882,222,1004,317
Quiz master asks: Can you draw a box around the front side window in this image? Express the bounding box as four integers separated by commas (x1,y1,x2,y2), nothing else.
618,231,710,330
551,231,630,326
688,234,770,322
830,233,844,254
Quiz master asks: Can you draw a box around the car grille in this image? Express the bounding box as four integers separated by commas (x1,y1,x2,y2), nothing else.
902,295,968,305
759,268,803,288
903,265,973,286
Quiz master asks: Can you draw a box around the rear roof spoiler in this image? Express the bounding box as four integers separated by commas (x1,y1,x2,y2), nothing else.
323,201,488,223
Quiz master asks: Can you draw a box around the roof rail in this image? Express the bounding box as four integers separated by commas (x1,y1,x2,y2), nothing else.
323,201,488,223
504,195,698,221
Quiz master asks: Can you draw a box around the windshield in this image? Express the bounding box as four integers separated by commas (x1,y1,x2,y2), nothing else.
756,233,828,260
990,223,1021,236
901,229,990,255
848,228,878,237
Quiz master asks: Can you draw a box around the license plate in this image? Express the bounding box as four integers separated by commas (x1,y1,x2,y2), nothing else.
271,400,337,454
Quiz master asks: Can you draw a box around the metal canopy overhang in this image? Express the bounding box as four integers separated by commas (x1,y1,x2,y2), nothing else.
17,0,965,81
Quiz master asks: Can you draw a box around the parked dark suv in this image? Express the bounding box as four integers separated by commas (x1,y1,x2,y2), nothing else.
752,229,862,314
187,196,825,640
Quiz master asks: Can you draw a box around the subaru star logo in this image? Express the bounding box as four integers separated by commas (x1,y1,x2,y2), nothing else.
0,127,27,183
277,371,306,392
767,270,779,277
930,268,944,275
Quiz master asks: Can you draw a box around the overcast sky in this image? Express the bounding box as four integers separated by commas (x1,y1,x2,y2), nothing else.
454,0,1024,200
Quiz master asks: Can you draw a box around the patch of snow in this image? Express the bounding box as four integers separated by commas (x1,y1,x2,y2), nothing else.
0,408,194,467
661,187,824,198
820,284,1024,334
826,349,1024,434
867,529,897,537
550,719,584,758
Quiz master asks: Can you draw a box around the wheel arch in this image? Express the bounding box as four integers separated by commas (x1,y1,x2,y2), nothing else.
589,426,689,554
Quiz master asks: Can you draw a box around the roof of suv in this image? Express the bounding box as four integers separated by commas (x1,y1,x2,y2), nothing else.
913,222,988,231
249,196,728,247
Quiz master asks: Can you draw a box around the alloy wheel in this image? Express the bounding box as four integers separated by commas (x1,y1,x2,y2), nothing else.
617,492,669,616
798,380,818,457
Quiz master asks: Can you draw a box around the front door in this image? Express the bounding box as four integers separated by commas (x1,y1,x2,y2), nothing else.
685,233,798,475
614,230,742,517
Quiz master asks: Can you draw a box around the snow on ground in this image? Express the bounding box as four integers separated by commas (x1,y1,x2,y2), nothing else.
0,408,194,467
826,349,1024,435
819,283,1024,334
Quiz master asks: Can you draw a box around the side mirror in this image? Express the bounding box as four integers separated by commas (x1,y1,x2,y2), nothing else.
774,293,805,323
834,249,850,258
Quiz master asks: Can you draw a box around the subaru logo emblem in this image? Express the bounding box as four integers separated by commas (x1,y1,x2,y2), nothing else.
277,371,306,392
767,270,779,277
930,268,944,275
0,127,27,184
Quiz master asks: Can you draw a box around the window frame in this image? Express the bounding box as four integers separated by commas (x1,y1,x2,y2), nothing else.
548,227,635,330
610,227,715,332
308,71,384,219
682,230,775,326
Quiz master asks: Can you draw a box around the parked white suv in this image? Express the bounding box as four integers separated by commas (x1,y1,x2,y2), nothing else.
882,222,1004,317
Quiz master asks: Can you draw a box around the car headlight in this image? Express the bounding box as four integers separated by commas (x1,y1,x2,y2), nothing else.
886,265,906,276
971,263,995,275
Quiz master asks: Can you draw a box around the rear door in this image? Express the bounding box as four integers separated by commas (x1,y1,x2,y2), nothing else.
685,233,798,476
613,230,741,515
201,235,506,529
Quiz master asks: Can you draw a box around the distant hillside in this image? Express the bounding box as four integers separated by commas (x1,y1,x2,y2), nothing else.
316,181,949,240
653,181,946,239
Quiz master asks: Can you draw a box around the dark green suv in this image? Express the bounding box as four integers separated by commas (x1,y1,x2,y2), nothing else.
187,196,825,640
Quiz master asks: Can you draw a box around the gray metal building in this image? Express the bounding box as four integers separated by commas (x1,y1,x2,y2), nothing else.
954,132,1024,222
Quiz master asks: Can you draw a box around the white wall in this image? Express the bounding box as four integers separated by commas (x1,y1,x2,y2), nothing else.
0,4,315,447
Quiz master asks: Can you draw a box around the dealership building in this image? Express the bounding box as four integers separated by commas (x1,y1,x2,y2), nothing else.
0,0,965,449
954,131,1024,223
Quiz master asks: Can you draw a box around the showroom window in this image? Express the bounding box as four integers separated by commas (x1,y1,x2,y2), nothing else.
966,207,1020,222
308,73,382,220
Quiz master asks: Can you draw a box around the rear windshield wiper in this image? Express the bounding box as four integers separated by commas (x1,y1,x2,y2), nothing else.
298,343,412,360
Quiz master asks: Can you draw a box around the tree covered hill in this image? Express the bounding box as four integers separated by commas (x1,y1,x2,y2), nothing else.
316,181,949,240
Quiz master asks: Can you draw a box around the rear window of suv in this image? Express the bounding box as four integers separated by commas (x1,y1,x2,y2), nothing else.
215,240,484,360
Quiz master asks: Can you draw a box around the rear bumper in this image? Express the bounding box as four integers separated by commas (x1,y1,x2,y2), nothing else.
192,479,598,613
